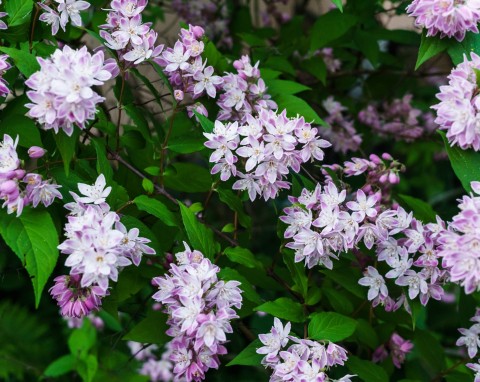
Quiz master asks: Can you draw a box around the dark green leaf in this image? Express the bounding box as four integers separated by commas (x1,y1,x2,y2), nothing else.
133,195,179,227
254,297,305,323
0,46,39,77
264,80,311,96
6,0,33,27
226,339,263,366
275,95,324,125
308,312,357,342
44,355,75,377
164,163,212,193
53,129,79,176
219,267,262,304
310,11,356,50
224,247,260,269
397,194,437,223
194,111,214,133
92,138,113,182
416,32,451,70
346,356,389,382
217,188,251,228
123,311,169,344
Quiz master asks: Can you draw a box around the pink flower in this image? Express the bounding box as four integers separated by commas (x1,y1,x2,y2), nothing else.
358,266,388,301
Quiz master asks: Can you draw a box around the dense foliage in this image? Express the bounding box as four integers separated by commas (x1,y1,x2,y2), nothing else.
2,0,480,381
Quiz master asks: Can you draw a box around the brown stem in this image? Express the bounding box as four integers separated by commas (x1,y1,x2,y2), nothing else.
115,71,126,152
29,4,41,53
431,358,469,382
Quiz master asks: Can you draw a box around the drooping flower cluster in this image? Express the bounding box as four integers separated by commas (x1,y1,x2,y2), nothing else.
432,52,480,150
358,94,437,141
38,0,90,35
151,243,242,382
406,0,480,41
0,0,7,30
438,181,480,294
204,109,331,201
25,45,114,136
257,318,354,382
0,54,11,98
50,174,155,317
0,134,62,216
216,55,278,124
171,0,232,48
282,155,447,312
372,333,414,368
128,341,176,381
321,97,362,153
155,25,222,102
100,0,164,65
456,311,480,358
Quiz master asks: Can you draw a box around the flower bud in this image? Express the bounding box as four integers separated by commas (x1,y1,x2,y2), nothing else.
381,152,393,161
174,89,184,101
191,25,205,39
14,169,25,179
0,179,17,194
379,174,388,183
28,146,46,159
389,171,400,184
369,154,382,164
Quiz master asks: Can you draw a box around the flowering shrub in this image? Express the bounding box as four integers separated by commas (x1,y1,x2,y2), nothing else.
4,0,480,381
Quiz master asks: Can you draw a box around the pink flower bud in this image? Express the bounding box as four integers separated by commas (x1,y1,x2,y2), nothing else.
28,146,46,159
174,89,184,101
0,179,17,194
233,59,244,70
381,152,393,161
379,174,388,183
191,25,205,39
369,154,382,164
14,169,25,179
388,172,400,184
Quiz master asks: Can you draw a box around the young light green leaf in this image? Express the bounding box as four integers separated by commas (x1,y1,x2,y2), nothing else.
133,195,179,227
179,201,217,260
330,0,343,12
0,208,59,307
254,297,305,323
44,355,76,377
217,188,251,228
226,339,264,366
308,312,357,342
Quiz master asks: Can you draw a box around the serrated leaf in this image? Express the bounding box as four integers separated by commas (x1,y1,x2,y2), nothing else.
346,356,389,382
0,208,59,307
123,311,169,344
439,130,480,192
179,201,217,260
0,46,39,77
308,312,357,342
254,297,305,323
226,339,263,366
415,32,451,70
133,195,179,227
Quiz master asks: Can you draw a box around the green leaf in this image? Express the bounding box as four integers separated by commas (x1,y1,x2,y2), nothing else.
415,32,450,70
124,104,151,142
77,354,98,382
264,80,311,96
308,312,357,342
123,311,169,344
323,287,354,315
44,355,75,377
226,339,264,366
179,201,217,260
54,129,79,176
353,319,379,349
224,247,260,269
0,208,59,307
6,0,33,27
414,330,446,373
275,95,324,125
217,188,251,228
168,135,206,154
330,0,343,12
142,178,154,194
0,113,42,148
0,46,39,77
164,163,212,193
283,251,308,299
354,30,380,66
448,32,480,65
194,111,214,133
310,11,356,50
397,194,437,223
346,356,389,382
133,195,179,227
68,321,96,358
92,138,113,182
254,297,305,323
439,130,480,192
219,267,262,304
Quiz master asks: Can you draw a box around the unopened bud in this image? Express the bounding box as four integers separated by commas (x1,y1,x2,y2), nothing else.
28,146,46,159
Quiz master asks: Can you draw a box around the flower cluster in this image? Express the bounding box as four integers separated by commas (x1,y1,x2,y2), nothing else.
38,0,90,35
257,318,354,382
456,311,480,358
0,134,62,216
321,97,361,153
372,333,414,368
50,174,155,317
155,25,222,101
25,45,113,136
151,243,242,382
100,0,164,65
0,54,11,98
171,0,232,48
358,94,437,141
217,55,278,124
204,109,331,201
282,155,447,311
0,0,7,30
65,313,104,330
128,341,175,381
432,52,480,150
406,0,480,41
438,181,480,294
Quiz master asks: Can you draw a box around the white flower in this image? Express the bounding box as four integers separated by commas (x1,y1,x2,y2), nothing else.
77,174,112,204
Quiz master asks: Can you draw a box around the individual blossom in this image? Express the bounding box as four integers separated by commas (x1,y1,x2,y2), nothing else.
151,243,242,382
457,312,480,358
25,45,113,136
358,266,388,301
0,54,11,98
257,318,291,365
467,359,480,382
38,0,90,35
432,52,480,150
373,333,413,368
406,0,480,41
